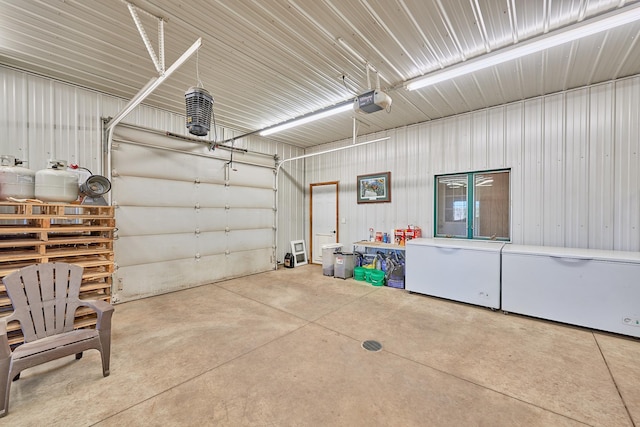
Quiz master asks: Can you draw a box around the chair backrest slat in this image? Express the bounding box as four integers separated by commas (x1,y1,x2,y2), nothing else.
54,264,68,334
27,264,58,338
60,264,83,332
39,264,56,331
3,262,84,342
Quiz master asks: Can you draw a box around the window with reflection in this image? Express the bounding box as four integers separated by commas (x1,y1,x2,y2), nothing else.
435,169,510,240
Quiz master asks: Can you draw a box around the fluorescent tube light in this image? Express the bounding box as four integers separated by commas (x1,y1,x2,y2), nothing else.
406,4,640,91
259,102,353,136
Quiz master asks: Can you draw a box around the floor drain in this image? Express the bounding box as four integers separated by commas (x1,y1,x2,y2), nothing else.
362,340,382,352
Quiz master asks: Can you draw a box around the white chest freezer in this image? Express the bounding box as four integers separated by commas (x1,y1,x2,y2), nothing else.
405,238,505,309
502,245,640,338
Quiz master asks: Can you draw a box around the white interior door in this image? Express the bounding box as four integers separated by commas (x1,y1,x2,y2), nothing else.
311,182,338,264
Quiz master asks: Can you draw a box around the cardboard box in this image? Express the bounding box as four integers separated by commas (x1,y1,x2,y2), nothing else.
407,227,421,239
405,227,422,242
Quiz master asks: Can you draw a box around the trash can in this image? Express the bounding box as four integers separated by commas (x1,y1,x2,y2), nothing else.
321,243,342,276
334,252,355,279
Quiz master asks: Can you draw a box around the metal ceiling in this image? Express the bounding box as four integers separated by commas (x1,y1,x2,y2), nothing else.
1,0,640,148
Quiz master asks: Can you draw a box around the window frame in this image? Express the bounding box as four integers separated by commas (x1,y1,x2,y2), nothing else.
434,168,511,241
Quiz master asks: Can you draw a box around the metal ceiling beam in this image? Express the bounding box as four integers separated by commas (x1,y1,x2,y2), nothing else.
127,2,164,74
105,37,201,132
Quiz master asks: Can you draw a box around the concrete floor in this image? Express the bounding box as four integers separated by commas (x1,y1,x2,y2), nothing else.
4,264,640,426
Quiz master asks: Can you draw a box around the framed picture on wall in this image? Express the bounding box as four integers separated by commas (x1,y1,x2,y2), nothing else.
357,172,391,204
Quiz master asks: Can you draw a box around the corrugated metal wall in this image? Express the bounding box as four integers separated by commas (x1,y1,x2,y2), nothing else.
305,75,640,252
2,64,639,257
0,65,305,264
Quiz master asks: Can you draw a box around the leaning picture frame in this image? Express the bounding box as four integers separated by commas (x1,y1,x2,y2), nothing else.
357,172,391,204
290,240,308,266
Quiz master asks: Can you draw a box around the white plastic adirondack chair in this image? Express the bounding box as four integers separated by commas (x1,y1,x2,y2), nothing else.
0,262,114,417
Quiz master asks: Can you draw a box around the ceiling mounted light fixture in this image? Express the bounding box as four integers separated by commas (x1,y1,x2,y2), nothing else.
259,102,353,136
405,3,640,91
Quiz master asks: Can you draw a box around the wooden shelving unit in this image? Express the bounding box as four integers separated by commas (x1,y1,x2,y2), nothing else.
0,202,115,347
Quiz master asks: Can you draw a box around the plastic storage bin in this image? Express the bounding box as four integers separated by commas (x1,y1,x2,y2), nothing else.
334,252,355,279
321,243,343,276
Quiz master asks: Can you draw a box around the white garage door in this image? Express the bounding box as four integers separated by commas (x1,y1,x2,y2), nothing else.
110,124,275,302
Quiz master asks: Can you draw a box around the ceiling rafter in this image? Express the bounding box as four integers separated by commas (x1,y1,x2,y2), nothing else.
323,0,408,82
397,0,445,71
434,0,466,61
470,0,491,53
360,0,424,72
507,0,519,43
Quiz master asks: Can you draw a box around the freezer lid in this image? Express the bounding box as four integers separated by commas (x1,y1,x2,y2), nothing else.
406,238,505,253
502,244,640,264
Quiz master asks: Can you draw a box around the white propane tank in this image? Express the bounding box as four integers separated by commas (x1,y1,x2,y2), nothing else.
0,155,36,199
35,160,79,202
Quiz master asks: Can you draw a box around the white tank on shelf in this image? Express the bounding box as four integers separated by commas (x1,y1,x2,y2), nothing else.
0,155,36,199
35,160,79,202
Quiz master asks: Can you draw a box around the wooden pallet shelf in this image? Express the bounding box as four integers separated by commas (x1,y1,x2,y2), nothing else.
0,202,115,348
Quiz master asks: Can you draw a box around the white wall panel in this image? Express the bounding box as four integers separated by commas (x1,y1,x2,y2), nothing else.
116,234,198,267
228,167,274,189
505,103,524,244
565,88,591,248
226,249,273,277
193,184,229,208
589,83,616,250
227,230,274,253
116,207,199,236
195,231,233,255
521,98,544,245
115,256,229,300
542,93,565,247
228,187,274,208
27,78,55,165
487,107,507,168
468,112,485,171
0,69,29,160
305,75,640,252
227,209,274,230
399,126,426,229
275,153,305,261
614,78,640,251
198,209,232,231
110,141,227,184
111,176,199,207
110,206,239,236
429,120,446,174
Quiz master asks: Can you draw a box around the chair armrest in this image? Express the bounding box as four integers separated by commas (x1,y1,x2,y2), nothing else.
78,299,114,331
0,318,11,359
